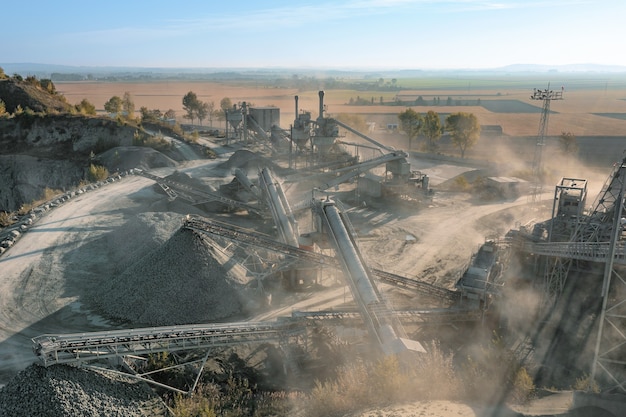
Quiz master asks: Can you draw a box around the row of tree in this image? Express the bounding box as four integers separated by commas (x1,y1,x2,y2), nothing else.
182,91,234,127
398,108,480,158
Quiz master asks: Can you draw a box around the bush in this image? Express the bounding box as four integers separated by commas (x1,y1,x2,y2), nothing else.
305,343,463,417
87,164,109,182
0,211,15,227
572,374,600,393
510,367,536,404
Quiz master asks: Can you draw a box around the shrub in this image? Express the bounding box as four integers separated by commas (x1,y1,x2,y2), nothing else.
572,374,600,393
509,367,535,404
87,164,109,182
0,211,15,227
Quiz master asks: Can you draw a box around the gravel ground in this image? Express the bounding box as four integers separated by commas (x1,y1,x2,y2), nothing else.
0,364,169,417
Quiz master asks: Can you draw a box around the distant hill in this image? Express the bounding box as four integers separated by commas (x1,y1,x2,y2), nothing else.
0,77,72,113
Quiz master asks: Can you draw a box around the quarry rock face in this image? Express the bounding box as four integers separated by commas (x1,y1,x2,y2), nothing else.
0,155,85,211
0,115,140,211
0,114,136,156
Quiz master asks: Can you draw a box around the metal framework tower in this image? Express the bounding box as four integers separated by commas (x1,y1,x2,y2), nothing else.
590,156,626,392
530,86,564,202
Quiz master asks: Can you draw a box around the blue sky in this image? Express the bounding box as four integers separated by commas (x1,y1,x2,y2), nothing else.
2,0,624,69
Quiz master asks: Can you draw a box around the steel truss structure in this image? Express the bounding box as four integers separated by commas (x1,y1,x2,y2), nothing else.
33,320,307,394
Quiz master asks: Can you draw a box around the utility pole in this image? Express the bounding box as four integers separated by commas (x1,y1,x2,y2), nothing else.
530,85,564,202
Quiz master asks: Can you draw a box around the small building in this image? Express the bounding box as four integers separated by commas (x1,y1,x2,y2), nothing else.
485,176,529,198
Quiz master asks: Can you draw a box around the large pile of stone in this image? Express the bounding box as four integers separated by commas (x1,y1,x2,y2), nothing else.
0,364,168,417
88,225,256,326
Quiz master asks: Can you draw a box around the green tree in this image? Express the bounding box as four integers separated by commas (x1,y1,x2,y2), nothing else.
104,96,122,115
397,108,423,151
140,106,163,123
559,131,578,156
40,79,56,94
76,98,96,115
182,91,199,124
445,112,481,158
122,91,135,119
422,110,442,152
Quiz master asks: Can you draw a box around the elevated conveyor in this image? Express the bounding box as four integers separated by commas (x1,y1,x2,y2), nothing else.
258,168,299,247
33,320,305,367
183,216,459,303
136,170,264,216
317,199,425,355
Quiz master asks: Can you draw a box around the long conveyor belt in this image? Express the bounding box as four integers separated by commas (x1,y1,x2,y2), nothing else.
33,320,305,367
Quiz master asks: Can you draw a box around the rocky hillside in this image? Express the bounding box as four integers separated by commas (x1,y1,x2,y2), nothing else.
0,78,72,113
0,114,140,211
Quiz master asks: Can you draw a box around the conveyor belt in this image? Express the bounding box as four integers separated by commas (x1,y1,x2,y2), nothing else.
519,240,626,265
292,307,483,324
32,320,305,367
183,216,459,303
136,170,264,215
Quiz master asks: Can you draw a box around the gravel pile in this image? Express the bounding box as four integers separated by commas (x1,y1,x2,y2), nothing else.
98,146,177,171
0,363,169,417
90,226,255,326
104,212,184,274
218,149,284,174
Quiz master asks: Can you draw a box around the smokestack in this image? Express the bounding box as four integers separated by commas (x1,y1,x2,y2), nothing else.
294,95,299,120
318,90,324,120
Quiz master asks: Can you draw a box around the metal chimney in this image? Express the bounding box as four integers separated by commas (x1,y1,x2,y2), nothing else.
318,90,324,120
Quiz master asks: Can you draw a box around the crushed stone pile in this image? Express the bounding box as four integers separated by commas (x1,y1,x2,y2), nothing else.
98,146,177,171
104,212,184,274
89,226,256,326
218,149,285,174
0,364,168,417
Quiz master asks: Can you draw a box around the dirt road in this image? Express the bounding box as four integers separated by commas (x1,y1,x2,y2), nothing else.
0,175,158,384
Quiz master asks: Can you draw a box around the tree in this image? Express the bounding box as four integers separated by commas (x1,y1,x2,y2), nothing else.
559,131,578,156
140,107,163,123
76,98,96,115
104,96,122,115
205,101,215,127
445,112,481,158
213,109,225,128
182,91,199,124
220,97,233,113
40,79,56,94
197,101,209,126
397,108,423,151
422,110,442,152
164,109,176,120
122,91,135,120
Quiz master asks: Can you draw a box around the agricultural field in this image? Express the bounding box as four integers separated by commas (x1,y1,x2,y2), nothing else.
55,73,626,137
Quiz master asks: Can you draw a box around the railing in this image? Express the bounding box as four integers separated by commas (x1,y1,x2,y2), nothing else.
520,241,626,264
33,320,305,367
